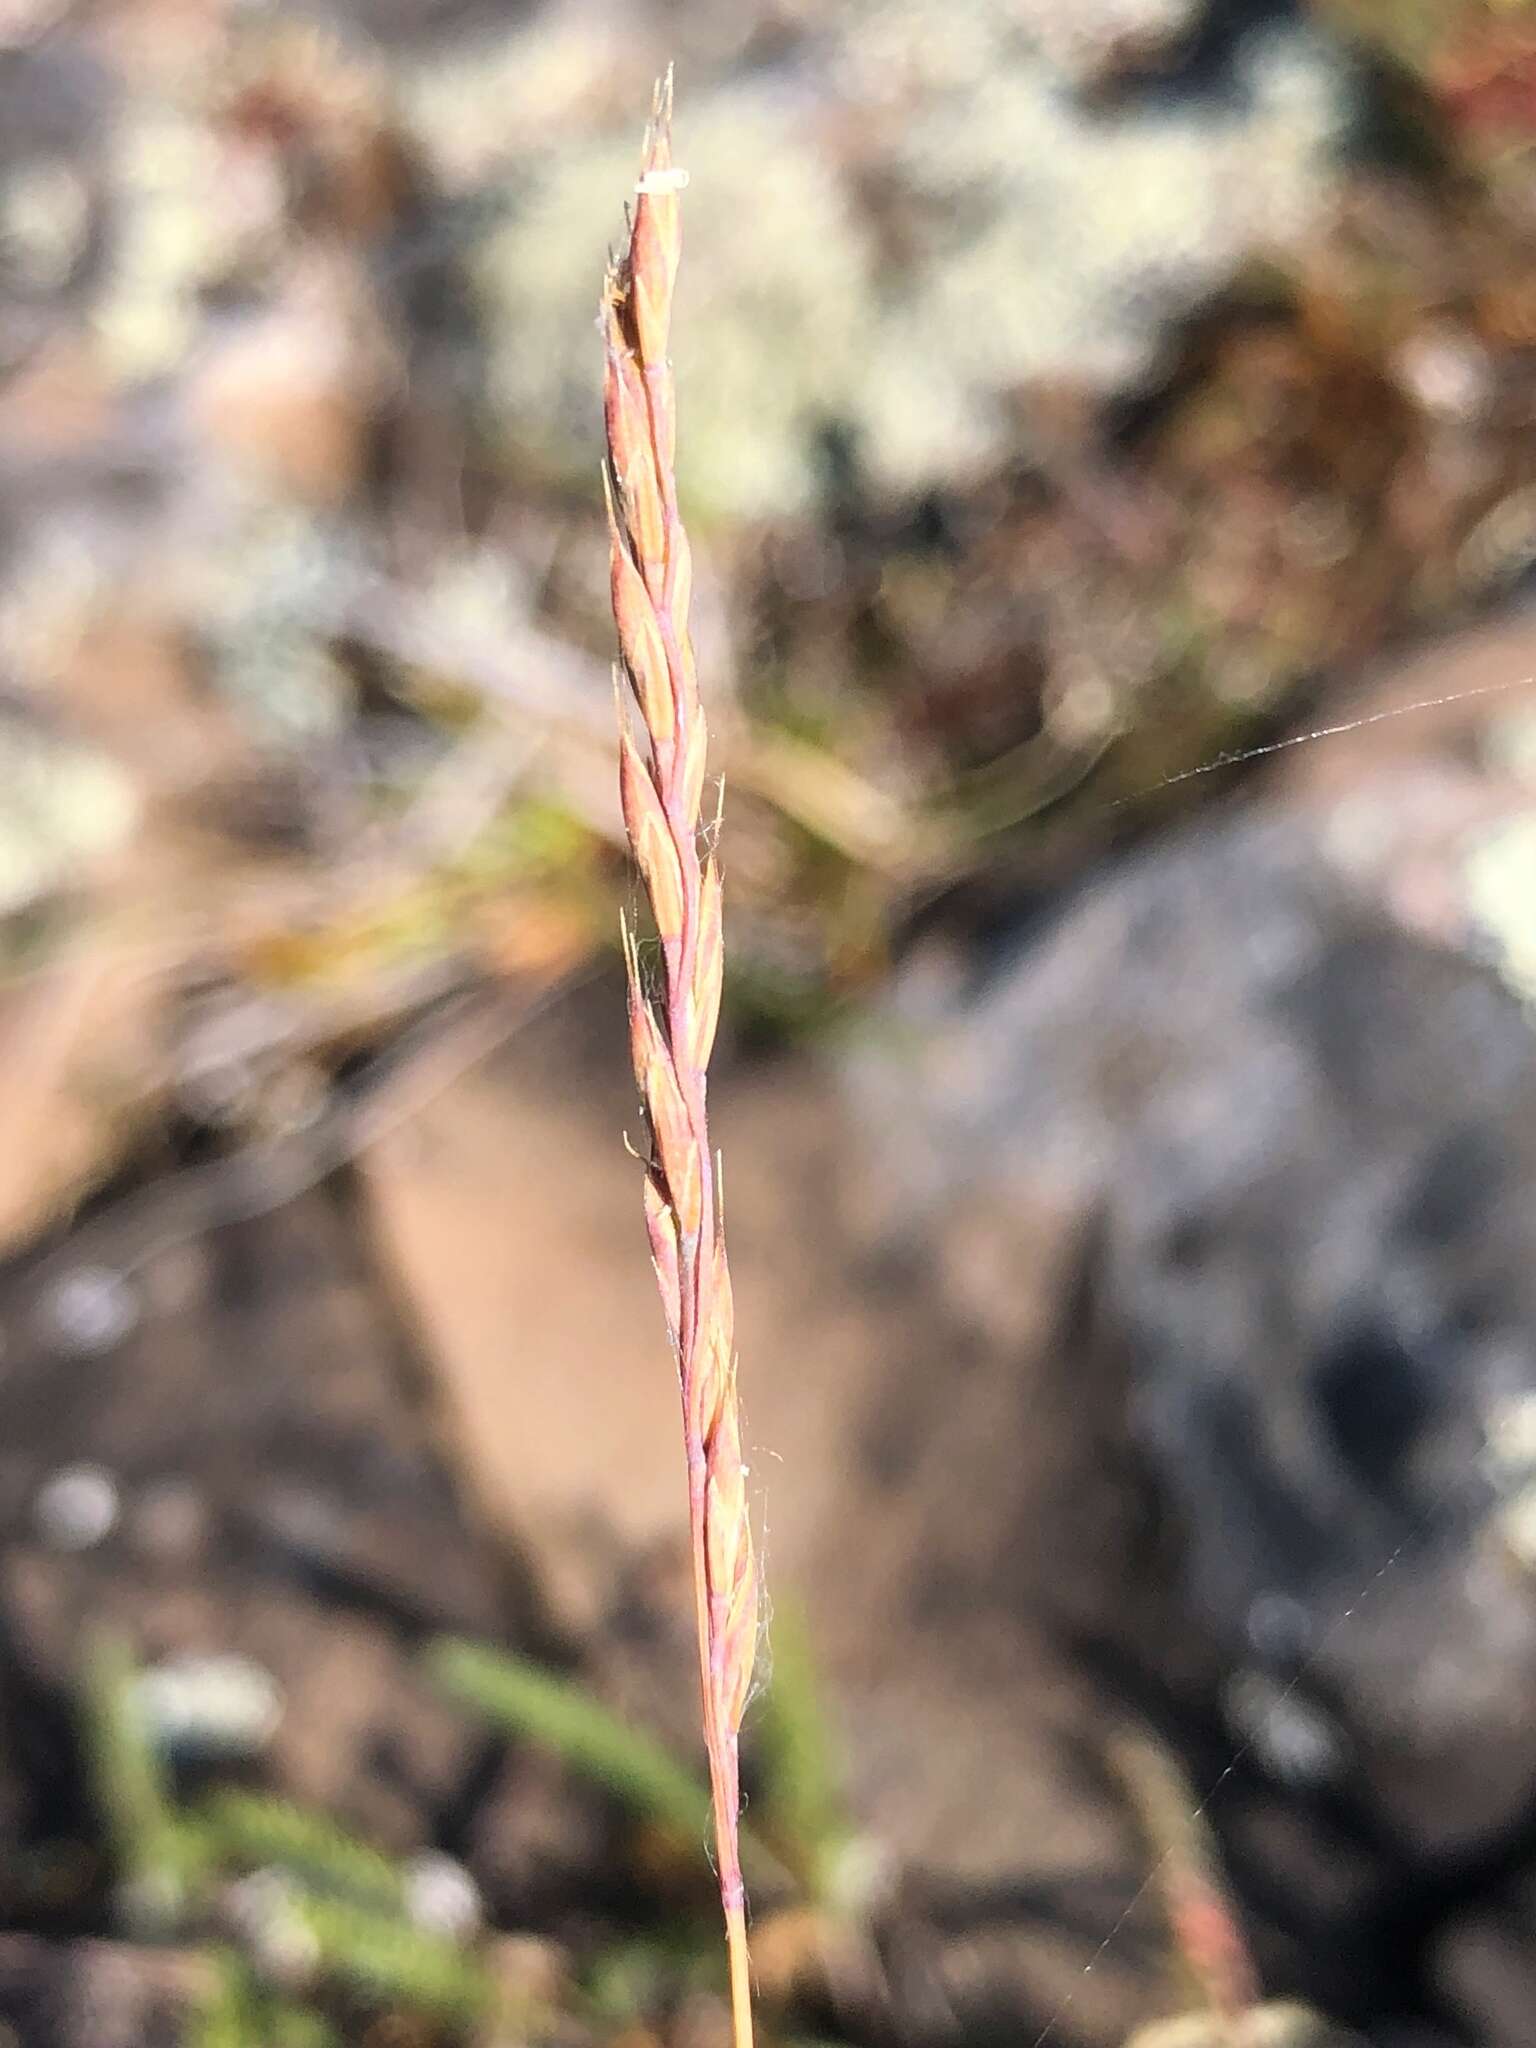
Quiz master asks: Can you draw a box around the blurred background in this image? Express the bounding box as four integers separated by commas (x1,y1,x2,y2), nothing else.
7,1,1536,2043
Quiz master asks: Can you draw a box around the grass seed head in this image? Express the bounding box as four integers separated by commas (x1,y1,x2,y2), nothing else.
601,73,759,2048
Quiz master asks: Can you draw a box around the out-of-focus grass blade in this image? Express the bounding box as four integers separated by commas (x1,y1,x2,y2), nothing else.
427,1636,713,1842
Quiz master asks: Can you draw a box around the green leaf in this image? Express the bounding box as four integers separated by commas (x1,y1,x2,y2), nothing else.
428,1637,712,1843
197,1790,406,1914
751,1601,852,1902
80,1633,210,1930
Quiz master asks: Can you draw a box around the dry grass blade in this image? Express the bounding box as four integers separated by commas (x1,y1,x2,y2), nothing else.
1109,1729,1262,2041
600,70,759,2048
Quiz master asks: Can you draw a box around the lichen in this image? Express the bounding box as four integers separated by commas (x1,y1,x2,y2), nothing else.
473,90,870,523
1466,810,1536,1006
463,8,1352,522
0,717,138,916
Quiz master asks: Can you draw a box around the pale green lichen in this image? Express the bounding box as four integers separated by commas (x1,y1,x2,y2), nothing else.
462,8,1351,522
0,157,91,294
0,718,138,917
1013,0,1202,72
93,94,226,382
398,17,621,190
1466,813,1536,1007
859,24,1350,480
0,527,106,692
473,90,870,523
193,502,359,745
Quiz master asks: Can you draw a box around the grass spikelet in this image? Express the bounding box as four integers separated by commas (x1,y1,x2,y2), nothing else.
601,69,759,2048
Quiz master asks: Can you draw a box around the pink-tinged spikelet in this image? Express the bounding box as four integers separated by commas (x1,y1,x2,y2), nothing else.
602,71,758,2048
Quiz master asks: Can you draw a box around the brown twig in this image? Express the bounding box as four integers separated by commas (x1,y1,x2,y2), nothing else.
601,72,759,2048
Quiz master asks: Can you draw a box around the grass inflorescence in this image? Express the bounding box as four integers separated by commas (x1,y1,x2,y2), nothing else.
601,70,760,2048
